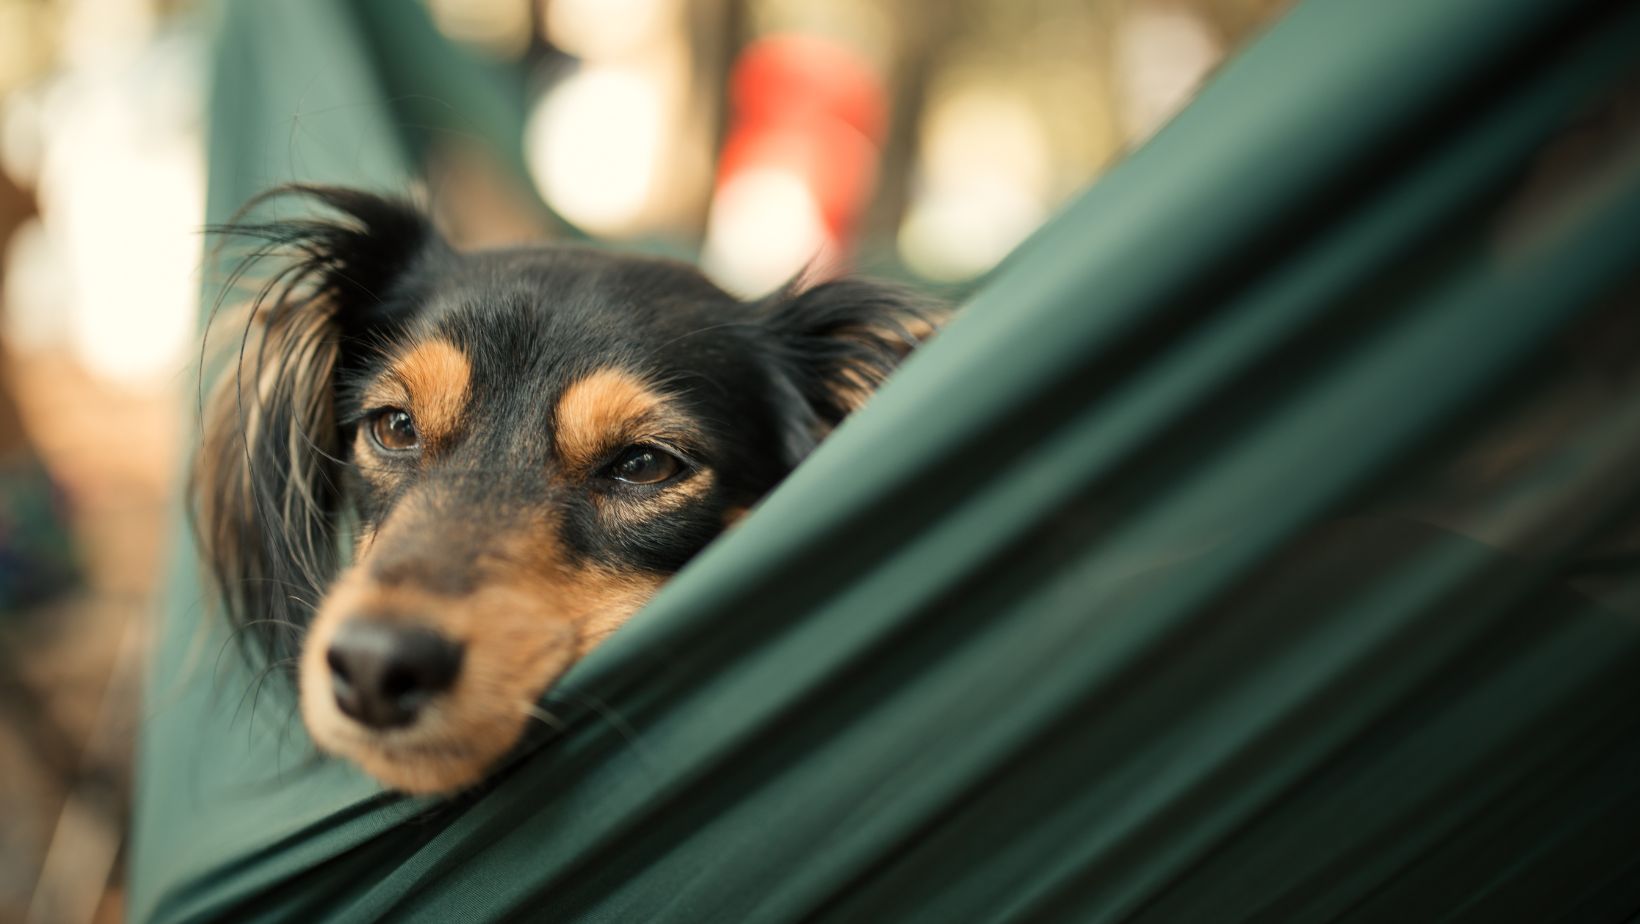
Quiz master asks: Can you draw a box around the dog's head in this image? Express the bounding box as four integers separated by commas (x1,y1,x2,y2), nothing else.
196,186,934,793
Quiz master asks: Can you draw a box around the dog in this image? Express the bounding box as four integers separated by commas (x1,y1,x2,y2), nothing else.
194,185,936,794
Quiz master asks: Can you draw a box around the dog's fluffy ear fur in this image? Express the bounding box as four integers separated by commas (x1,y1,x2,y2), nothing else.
759,277,942,465
194,186,445,670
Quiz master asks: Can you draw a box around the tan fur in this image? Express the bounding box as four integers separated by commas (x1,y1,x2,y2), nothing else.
831,311,945,414
299,510,661,794
554,367,718,531
351,427,412,494
555,368,683,475
361,339,472,451
598,469,715,524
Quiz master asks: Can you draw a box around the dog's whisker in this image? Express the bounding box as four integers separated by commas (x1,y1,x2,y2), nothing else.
237,615,312,633
545,688,656,774
523,703,568,732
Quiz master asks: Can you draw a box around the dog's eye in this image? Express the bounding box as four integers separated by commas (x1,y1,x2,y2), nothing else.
370,408,420,452
606,445,683,485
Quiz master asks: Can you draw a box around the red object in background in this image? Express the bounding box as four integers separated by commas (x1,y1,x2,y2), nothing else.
713,35,888,266
728,35,887,140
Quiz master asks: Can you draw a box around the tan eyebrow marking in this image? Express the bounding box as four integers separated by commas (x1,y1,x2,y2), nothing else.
362,339,472,449
554,367,687,476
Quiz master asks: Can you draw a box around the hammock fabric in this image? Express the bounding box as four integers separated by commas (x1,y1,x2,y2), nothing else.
132,0,1640,920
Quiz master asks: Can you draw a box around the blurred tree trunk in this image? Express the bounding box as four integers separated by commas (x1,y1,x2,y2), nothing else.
865,0,955,247
689,0,749,239
0,169,37,455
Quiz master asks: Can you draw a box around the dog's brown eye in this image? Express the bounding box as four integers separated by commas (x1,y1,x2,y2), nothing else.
607,445,682,485
370,409,420,452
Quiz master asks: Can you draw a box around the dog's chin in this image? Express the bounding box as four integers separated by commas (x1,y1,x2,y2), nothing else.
299,704,509,795
297,673,562,795
328,730,513,796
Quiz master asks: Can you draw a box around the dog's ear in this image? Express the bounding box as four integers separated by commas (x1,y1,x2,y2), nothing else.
759,277,943,466
194,186,447,670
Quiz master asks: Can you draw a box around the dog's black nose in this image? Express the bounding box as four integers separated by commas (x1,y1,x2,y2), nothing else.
326,621,463,729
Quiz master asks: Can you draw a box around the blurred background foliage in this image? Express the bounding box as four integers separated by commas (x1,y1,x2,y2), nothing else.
0,0,1289,920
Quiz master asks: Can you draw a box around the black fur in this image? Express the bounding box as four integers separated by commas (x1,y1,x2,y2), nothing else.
196,185,936,673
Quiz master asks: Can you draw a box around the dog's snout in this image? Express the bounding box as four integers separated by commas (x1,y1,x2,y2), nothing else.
326,621,464,729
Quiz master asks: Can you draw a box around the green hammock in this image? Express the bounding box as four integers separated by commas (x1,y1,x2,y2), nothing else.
131,0,1640,920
